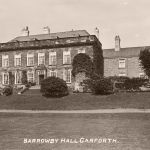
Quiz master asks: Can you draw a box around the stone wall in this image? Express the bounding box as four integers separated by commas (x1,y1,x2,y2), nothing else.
104,57,144,78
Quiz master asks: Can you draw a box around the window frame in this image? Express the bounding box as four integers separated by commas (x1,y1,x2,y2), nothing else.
118,58,126,69
63,69,71,83
2,55,9,67
49,51,57,66
38,53,45,65
14,54,21,67
49,70,57,77
63,50,71,65
2,72,9,85
15,71,22,84
27,53,34,66
78,49,85,54
27,71,34,83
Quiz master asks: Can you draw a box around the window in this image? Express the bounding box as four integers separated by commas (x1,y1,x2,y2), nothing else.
49,70,57,77
2,55,9,67
63,69,71,83
38,53,45,65
49,51,56,65
27,71,34,83
15,71,22,84
118,73,126,77
3,73,9,85
78,49,85,54
119,58,126,68
27,53,34,66
63,50,71,64
15,54,21,66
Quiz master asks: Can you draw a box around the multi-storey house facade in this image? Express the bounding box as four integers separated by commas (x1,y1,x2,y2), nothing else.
103,35,149,78
0,28,103,88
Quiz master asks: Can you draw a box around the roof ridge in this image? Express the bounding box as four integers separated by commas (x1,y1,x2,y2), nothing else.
103,45,150,50
9,30,90,42
17,29,89,38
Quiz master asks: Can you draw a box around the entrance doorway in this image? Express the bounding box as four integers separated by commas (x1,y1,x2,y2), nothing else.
39,74,44,85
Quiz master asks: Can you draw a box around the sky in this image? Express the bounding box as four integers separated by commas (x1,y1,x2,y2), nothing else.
0,0,150,49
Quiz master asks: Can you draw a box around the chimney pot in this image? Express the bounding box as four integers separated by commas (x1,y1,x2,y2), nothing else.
43,26,50,34
115,35,121,51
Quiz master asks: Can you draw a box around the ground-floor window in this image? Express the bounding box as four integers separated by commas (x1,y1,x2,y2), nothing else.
15,71,22,84
118,73,126,77
63,69,71,83
27,71,34,83
49,70,57,77
3,73,9,85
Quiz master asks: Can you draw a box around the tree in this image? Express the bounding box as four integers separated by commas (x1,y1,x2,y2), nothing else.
72,53,94,77
139,48,150,78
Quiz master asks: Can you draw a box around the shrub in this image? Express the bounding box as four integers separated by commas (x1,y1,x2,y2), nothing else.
3,86,13,96
84,74,113,95
124,77,148,90
40,76,69,97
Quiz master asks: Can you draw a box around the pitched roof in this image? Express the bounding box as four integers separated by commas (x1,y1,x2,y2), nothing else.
10,30,90,42
103,46,150,58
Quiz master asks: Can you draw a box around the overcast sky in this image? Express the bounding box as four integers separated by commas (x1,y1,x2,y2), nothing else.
0,0,150,48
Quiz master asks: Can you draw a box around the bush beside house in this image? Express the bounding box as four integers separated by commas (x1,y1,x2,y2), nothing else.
108,76,148,91
40,76,69,97
84,74,113,95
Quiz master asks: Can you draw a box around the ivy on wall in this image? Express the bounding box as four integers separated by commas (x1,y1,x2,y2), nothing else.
72,53,94,77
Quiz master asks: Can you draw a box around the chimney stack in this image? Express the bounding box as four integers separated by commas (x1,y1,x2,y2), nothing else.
21,26,29,36
115,35,121,51
94,27,99,39
43,26,50,34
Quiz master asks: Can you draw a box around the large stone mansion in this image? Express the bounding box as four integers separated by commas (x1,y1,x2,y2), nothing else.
0,27,148,87
0,27,103,87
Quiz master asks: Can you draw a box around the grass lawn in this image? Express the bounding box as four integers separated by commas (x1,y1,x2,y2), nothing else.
0,113,150,150
0,92,150,110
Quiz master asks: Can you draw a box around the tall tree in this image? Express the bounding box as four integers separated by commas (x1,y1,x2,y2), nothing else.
139,48,150,78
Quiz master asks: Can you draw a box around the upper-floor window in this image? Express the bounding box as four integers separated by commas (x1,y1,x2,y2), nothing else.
63,50,71,64
49,51,56,65
27,53,34,66
15,71,22,84
119,58,126,68
63,69,71,83
38,53,45,65
2,55,9,67
2,72,9,85
15,54,21,66
78,49,85,54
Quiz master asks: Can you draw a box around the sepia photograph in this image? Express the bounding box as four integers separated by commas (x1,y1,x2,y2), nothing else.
0,0,150,149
